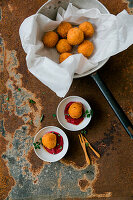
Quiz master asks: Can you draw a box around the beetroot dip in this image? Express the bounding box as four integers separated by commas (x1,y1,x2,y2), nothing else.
43,131,63,155
64,102,84,125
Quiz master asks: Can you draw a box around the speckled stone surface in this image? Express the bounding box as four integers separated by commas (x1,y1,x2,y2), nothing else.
0,0,133,200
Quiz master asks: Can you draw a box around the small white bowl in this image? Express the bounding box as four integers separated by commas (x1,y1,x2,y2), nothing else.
33,126,69,162
56,96,92,131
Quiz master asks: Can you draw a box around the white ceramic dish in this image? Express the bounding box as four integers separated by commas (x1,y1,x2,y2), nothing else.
56,96,92,131
33,126,69,162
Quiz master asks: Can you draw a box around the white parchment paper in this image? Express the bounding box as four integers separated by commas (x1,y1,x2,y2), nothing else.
19,3,133,97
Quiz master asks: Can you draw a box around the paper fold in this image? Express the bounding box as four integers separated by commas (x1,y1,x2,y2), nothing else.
19,3,133,97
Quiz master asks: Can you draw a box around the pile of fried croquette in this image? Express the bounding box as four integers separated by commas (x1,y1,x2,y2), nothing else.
43,21,94,63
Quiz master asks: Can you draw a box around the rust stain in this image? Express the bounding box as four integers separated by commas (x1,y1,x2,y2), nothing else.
0,45,44,198
123,0,133,13
89,164,112,198
0,136,8,155
57,170,62,189
0,169,14,200
60,159,88,170
33,178,39,185
0,0,47,51
16,157,20,161
0,71,9,94
1,46,45,184
9,143,12,149
22,166,28,176
8,4,14,12
93,133,133,197
78,178,89,192
5,49,42,136
5,49,23,86
90,192,112,198
78,166,112,198
0,37,5,73
0,0,132,198
99,0,130,14
27,148,49,176
3,110,23,135
0,136,15,200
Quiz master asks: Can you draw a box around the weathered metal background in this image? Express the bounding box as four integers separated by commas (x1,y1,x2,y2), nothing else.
0,0,133,199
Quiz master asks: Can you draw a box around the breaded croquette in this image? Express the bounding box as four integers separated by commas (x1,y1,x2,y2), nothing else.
78,40,94,57
59,53,72,63
57,21,72,38
67,27,84,45
79,21,94,38
43,31,58,48
68,102,83,119
42,133,57,149
56,39,72,53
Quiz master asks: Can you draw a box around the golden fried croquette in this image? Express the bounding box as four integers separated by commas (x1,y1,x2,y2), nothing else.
57,22,72,38
43,31,58,48
68,102,83,119
59,53,72,63
42,132,56,149
56,39,72,53
78,40,94,57
67,27,84,45
79,21,94,38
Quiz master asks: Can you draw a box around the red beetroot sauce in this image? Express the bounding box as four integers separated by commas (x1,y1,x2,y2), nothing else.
43,131,63,155
64,102,84,125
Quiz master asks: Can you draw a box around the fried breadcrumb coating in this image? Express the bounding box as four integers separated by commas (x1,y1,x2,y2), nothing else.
79,21,94,38
78,40,94,57
59,53,72,63
43,31,58,48
56,39,72,53
68,102,83,119
57,22,72,38
67,27,84,45
42,133,56,149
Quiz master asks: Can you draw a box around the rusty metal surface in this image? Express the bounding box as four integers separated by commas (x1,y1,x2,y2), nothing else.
0,0,133,199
